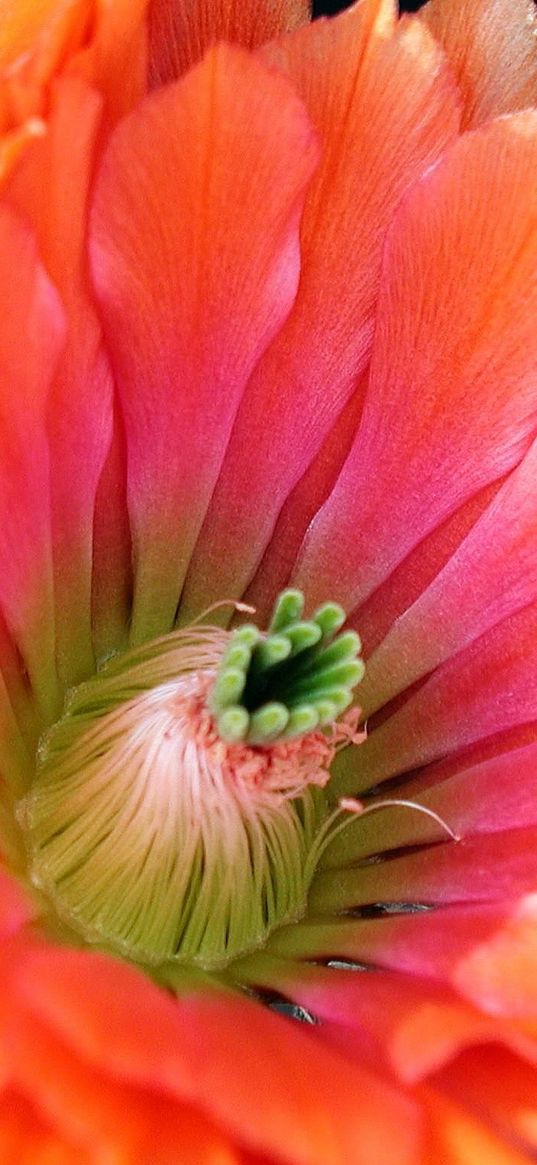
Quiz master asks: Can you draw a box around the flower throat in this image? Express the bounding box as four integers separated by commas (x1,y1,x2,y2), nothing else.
18,591,364,970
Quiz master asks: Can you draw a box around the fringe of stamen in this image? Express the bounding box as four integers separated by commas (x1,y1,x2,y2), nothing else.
22,627,332,968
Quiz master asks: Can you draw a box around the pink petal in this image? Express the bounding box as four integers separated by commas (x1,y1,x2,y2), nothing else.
310,827,537,912
349,478,503,658
241,373,368,624
91,412,132,663
267,898,537,1020
0,615,35,792
332,602,537,797
91,44,318,643
322,742,537,867
5,78,114,685
360,438,537,717
179,3,459,622
0,869,35,938
294,113,537,613
0,205,64,720
266,901,518,973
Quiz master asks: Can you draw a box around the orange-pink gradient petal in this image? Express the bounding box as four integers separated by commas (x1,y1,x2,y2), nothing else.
295,113,537,614
0,205,64,721
180,0,459,621
246,962,537,1084
5,78,114,685
265,897,537,1022
91,44,318,643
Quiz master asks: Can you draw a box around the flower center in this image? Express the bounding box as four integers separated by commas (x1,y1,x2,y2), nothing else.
18,591,363,969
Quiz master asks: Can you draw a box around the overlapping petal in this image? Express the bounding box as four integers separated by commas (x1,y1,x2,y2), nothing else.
333,601,537,797
148,0,309,84
422,0,537,129
0,943,421,1165
322,742,537,867
359,437,537,717
0,207,63,724
233,959,537,1079
0,0,148,128
91,44,318,642
0,0,536,1160
0,0,150,685
294,112,537,613
179,0,459,622
4,80,114,684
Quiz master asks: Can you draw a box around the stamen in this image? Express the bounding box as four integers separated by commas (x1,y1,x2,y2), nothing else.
339,797,460,841
17,591,370,971
190,599,257,624
311,795,460,864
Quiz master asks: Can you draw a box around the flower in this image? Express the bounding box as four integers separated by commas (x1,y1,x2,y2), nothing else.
0,0,537,1159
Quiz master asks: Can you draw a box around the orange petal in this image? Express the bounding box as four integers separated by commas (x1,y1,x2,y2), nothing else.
179,0,459,622
422,0,537,129
0,1088,88,1165
433,1045,537,1156
5,1009,236,1165
16,947,421,1165
0,0,148,129
0,0,91,123
70,0,149,127
454,896,537,1020
148,0,310,85
0,119,46,189
0,0,89,74
422,1086,534,1165
91,44,318,643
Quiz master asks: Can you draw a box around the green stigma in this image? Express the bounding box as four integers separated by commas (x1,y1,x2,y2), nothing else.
210,590,364,746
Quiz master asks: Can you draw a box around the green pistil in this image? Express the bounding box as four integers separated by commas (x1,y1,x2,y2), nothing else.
209,590,364,746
